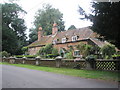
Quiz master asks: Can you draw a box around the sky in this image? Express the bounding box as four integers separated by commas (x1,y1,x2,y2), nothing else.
1,0,93,38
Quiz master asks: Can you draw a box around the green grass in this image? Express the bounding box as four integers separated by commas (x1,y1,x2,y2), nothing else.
2,62,119,82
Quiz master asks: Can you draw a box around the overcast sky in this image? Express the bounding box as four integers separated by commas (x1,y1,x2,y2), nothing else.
16,0,93,37
1,0,93,38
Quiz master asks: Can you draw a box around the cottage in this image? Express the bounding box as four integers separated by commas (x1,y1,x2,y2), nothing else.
28,23,106,57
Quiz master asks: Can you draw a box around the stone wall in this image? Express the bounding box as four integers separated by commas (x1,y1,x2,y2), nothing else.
2,57,120,71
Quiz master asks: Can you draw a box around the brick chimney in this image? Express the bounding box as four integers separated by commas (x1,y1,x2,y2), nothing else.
38,27,42,41
52,23,58,35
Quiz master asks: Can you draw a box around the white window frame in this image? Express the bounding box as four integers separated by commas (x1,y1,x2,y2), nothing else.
53,40,57,44
72,36,78,41
62,38,67,43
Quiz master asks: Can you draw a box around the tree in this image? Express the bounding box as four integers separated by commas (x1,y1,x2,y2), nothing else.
38,44,59,58
52,48,59,56
2,2,27,55
78,2,120,49
68,25,76,30
100,44,116,59
76,43,93,58
29,4,65,43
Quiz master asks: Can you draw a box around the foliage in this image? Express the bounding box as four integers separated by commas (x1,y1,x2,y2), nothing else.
52,48,59,56
100,44,116,59
21,47,28,54
44,44,53,54
2,2,27,55
15,55,37,58
112,54,120,59
78,2,120,49
85,55,95,62
29,4,65,43
0,51,10,57
38,44,59,58
65,52,74,59
68,25,76,30
46,54,59,59
76,43,93,58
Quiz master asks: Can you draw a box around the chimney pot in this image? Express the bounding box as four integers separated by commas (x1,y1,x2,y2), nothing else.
38,27,42,41
52,23,58,35
38,27,42,30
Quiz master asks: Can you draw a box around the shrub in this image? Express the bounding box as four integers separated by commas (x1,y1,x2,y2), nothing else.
38,44,53,55
65,52,74,59
15,55,37,58
76,43,93,57
100,44,116,59
46,54,59,59
38,44,59,58
52,48,59,56
85,55,95,62
21,47,28,54
112,54,120,59
0,51,10,57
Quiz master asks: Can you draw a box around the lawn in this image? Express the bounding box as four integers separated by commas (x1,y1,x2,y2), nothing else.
2,62,119,82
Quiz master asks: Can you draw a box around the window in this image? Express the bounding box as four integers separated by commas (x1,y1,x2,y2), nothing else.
72,36,78,41
52,40,57,44
62,38,67,43
74,50,80,56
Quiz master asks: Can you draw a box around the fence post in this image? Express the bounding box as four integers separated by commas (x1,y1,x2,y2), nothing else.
55,56,62,68
9,56,16,64
22,56,26,64
35,56,41,65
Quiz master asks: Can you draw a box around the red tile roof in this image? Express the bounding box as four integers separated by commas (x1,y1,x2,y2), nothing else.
28,27,105,47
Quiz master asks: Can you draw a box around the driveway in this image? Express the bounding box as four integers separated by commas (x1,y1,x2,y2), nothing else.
1,65,118,88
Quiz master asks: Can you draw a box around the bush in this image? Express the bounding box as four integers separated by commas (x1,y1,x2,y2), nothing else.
15,55,38,58
21,47,28,54
65,52,74,59
0,51,10,57
76,43,93,57
52,48,59,56
100,44,116,59
46,54,59,59
112,54,120,59
38,44,59,58
85,55,95,62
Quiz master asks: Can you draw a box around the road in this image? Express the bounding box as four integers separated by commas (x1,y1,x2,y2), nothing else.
2,65,118,88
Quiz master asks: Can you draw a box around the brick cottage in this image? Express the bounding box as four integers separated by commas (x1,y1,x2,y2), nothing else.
28,23,106,57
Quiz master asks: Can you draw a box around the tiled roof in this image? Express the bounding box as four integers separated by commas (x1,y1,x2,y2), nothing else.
28,27,104,47
90,38,106,47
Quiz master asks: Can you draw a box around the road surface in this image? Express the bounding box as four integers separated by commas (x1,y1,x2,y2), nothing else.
2,65,118,88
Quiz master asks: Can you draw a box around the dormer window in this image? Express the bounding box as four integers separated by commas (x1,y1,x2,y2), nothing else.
72,36,78,41
52,40,57,44
62,38,67,43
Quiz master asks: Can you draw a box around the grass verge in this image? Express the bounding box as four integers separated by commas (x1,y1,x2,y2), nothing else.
2,62,119,82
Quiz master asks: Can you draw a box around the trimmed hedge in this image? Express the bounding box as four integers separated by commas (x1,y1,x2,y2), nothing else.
45,54,59,59
112,55,120,59
15,55,38,58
